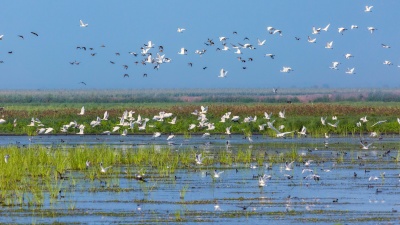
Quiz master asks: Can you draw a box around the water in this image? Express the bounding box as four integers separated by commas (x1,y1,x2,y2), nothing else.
0,135,399,224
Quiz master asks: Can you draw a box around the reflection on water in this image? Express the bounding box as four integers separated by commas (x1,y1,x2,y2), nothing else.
0,135,399,224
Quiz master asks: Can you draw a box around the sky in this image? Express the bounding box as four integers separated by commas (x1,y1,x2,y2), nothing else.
0,0,399,89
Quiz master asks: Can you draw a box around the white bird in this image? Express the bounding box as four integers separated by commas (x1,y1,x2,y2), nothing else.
360,141,373,150
195,153,202,165
285,161,294,171
360,116,368,123
351,25,358,29
78,106,85,115
0,119,6,124
44,127,54,134
356,122,362,127
273,29,282,36
371,120,387,127
369,176,379,181
213,170,224,178
338,27,347,34
322,23,330,32
231,116,240,123
324,133,330,139
367,27,377,34
257,39,266,46
381,44,391,49
397,118,400,125
312,26,321,35
325,41,333,49
178,48,187,55
365,5,373,12
321,117,327,125
264,112,273,120
259,124,267,131
188,124,196,130
266,26,275,34
345,68,355,74
112,126,120,132
218,68,228,78
177,27,186,33
327,121,339,128
383,60,393,66
153,132,161,138
4,154,9,163
100,162,112,173
330,61,340,70
102,111,109,120
168,117,177,125
121,129,127,136
0,35,3,40
344,53,354,59
234,48,242,54
298,126,307,136
279,110,285,119
76,126,85,135
225,126,232,135
167,134,175,141
280,67,293,73
258,174,271,187
307,36,317,43
79,20,88,28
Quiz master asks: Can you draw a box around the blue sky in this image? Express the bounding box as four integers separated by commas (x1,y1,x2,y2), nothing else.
0,0,399,89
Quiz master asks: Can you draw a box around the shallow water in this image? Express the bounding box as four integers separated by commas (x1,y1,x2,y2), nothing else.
0,135,399,224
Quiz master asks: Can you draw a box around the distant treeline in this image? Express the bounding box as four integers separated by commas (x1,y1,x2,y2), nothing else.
0,89,399,103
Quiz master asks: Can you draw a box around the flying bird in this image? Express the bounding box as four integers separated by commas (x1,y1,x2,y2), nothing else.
218,68,228,78
31,32,38,36
79,20,88,28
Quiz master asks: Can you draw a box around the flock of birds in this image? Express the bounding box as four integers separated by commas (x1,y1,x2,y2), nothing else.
1,104,399,152
0,4,396,86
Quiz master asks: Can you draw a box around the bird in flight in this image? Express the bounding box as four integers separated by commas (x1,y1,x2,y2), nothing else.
80,20,88,28
79,82,86,85
218,68,228,78
31,32,39,36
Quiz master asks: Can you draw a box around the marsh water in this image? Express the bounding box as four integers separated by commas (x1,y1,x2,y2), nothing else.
1,134,399,224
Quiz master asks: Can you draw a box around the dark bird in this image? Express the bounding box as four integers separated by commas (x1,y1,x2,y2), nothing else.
233,31,238,34
123,74,129,78
188,62,193,67
242,67,247,69
82,47,86,51
158,46,164,52
115,52,120,56
244,37,249,40
123,65,128,70
134,174,147,182
236,202,252,210
90,53,97,56
110,61,115,64
295,37,301,40
333,198,338,203
30,32,38,36
18,35,24,39
129,52,138,57
89,47,94,51
8,51,12,54
79,82,86,85
143,73,147,77
203,67,207,70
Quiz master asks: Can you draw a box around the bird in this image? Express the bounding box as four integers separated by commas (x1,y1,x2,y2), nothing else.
381,44,391,49
195,153,202,165
279,110,285,119
338,27,347,35
100,162,112,173
257,39,266,46
77,106,85,115
30,32,39,36
298,126,307,136
330,62,340,70
79,82,87,85
4,154,10,163
344,53,354,59
383,60,393,66
364,5,373,12
307,36,316,43
265,54,275,59
167,134,175,141
321,117,327,125
351,25,358,29
213,170,224,178
218,68,228,78
79,20,88,28
178,48,187,55
360,116,368,123
285,161,294,171
18,35,24,39
367,27,377,34
268,123,293,138
258,174,271,187
321,23,330,32
177,28,186,33
371,120,387,127
360,141,373,150
0,35,3,40
325,41,333,49
345,68,355,74
280,67,293,73
327,121,339,128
